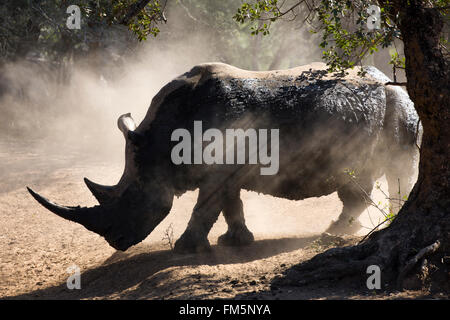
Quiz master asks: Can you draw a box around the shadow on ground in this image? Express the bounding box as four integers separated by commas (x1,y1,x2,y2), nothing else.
5,235,319,299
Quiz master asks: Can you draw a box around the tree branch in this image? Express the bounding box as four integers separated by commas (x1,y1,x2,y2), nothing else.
256,0,307,21
178,0,211,27
277,0,306,18
397,240,441,287
121,0,152,25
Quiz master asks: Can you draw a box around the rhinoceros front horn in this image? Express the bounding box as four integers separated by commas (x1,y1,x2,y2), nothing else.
27,187,109,235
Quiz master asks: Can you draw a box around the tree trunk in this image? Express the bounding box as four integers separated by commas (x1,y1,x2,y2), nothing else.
276,3,449,292
394,2,450,290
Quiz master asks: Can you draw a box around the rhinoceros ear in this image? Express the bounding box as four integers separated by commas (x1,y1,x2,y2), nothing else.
117,113,136,136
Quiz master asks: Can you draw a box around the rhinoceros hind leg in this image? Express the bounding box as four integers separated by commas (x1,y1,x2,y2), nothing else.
174,186,223,253
326,176,374,235
218,189,254,247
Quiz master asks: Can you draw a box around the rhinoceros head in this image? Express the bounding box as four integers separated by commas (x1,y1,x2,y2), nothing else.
27,113,174,251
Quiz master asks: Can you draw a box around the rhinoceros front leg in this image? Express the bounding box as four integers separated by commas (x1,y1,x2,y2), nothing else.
174,187,224,253
217,188,254,246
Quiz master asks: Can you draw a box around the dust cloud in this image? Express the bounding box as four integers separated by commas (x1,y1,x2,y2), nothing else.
0,4,410,243
0,3,323,152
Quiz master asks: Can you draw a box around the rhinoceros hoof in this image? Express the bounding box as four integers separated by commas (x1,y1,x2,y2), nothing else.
325,218,362,235
217,227,254,247
173,232,212,254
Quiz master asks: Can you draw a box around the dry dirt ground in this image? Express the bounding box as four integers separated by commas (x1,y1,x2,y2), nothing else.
0,139,446,300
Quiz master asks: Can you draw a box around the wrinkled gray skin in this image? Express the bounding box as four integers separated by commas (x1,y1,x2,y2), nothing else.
28,62,420,253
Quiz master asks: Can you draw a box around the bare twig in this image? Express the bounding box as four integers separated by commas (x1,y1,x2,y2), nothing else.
162,223,175,250
385,81,407,86
414,118,421,151
359,217,393,244
345,174,390,219
347,174,406,244
161,0,168,22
